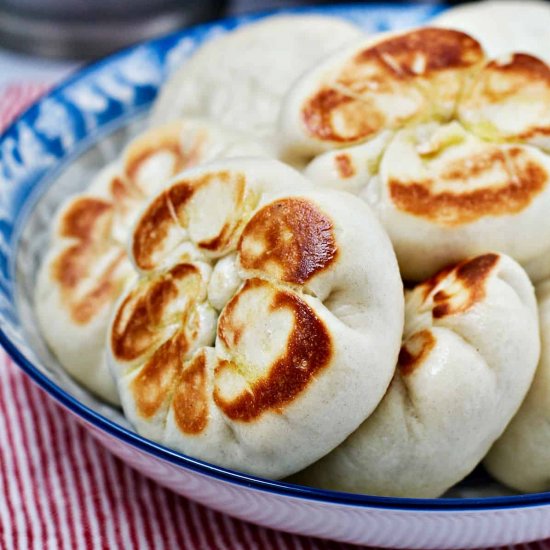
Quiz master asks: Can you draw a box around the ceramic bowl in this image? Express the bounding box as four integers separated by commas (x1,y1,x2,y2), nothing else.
1,4,549,548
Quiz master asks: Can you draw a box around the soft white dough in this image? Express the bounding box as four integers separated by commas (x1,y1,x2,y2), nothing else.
432,0,550,63
294,253,540,498
149,15,364,142
484,279,550,493
207,253,242,311
107,158,405,479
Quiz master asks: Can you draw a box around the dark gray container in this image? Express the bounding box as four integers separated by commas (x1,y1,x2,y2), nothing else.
0,0,225,59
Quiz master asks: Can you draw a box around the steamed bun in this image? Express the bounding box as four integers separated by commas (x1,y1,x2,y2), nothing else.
294,253,539,497
107,158,404,478
35,120,268,404
484,278,550,493
150,15,364,141
279,27,550,281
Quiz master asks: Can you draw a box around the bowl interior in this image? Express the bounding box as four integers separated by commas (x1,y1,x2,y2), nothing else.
2,2,549,509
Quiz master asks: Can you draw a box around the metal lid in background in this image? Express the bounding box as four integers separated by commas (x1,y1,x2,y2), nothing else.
0,0,226,59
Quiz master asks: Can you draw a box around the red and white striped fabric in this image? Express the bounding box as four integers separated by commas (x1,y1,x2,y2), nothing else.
1,84,550,550
0,354,346,550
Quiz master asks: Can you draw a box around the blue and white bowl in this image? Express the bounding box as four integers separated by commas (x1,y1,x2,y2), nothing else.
1,4,550,548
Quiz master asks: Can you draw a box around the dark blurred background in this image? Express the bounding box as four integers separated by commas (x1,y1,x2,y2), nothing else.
0,0,444,60
230,0,441,14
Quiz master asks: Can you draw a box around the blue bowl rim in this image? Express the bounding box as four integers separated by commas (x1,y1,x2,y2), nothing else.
1,2,550,514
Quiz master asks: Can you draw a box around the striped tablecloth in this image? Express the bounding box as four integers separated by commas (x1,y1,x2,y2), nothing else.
1,83,549,550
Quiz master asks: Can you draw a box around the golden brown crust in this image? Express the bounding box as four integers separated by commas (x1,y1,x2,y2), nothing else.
132,171,247,270
301,28,484,144
481,53,550,91
111,263,201,362
398,329,436,375
302,88,383,143
196,174,247,252
109,176,146,218
389,147,549,226
213,278,333,421
50,124,210,328
57,249,127,325
334,153,356,179
131,182,195,271
460,53,550,141
172,351,209,434
123,122,202,184
355,28,482,74
417,253,500,319
59,197,112,241
53,197,127,325
131,331,188,419
239,198,338,284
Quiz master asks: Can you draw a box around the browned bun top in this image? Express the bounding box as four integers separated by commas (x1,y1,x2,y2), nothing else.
417,253,500,318
104,159,407,478
398,253,500,377
398,329,436,376
132,171,249,271
123,122,201,184
481,53,550,88
111,263,204,363
301,28,484,144
467,53,550,107
214,278,333,422
111,261,212,428
238,197,338,285
459,53,550,142
389,146,549,226
171,349,210,435
127,181,343,424
53,197,127,325
129,332,190,421
48,122,220,330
